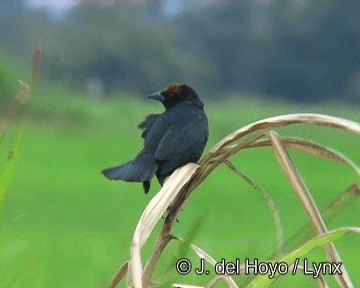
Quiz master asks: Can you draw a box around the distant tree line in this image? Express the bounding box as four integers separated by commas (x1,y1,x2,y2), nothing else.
1,0,360,102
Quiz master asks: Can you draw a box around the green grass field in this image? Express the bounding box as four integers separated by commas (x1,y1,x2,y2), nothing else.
1,92,359,287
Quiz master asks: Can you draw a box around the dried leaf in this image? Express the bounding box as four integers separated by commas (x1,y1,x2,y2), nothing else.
172,284,204,288
268,131,353,287
108,261,128,288
131,164,200,288
247,137,360,176
110,114,359,288
190,243,238,288
171,235,239,288
215,113,360,151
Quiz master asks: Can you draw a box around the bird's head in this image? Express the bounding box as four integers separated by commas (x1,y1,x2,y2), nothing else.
147,84,202,109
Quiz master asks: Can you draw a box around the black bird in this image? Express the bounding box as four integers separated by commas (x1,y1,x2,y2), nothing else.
102,84,209,193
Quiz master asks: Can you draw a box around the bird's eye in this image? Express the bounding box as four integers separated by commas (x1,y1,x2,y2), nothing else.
168,93,174,98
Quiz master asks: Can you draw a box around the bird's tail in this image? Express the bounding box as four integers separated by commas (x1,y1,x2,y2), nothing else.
102,151,157,183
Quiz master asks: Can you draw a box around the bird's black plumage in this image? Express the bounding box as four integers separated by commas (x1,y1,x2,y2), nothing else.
102,84,209,193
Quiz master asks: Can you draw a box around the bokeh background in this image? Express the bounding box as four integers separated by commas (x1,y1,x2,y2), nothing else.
1,0,359,287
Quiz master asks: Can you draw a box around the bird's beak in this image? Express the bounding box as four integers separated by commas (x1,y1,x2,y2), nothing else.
147,91,164,102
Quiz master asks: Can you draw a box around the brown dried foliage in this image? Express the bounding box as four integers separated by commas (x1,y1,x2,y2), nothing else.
108,113,359,288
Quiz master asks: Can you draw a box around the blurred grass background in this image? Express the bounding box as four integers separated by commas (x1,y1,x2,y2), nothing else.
1,1,360,286
1,88,359,287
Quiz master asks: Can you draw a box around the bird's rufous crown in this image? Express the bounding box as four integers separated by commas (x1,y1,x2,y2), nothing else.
162,84,184,97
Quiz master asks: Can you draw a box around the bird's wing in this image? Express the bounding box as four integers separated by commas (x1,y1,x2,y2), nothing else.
138,114,160,139
154,122,206,164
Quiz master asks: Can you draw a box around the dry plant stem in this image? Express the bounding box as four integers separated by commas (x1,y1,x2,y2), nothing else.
189,241,238,288
32,45,42,87
287,264,329,288
204,114,360,159
282,183,359,254
193,133,268,193
0,82,29,135
142,182,197,286
139,222,170,286
205,276,223,288
245,137,360,176
268,131,353,288
316,274,330,288
127,261,134,288
130,164,200,288
141,125,358,286
350,183,360,195
108,261,129,288
2,45,42,134
142,176,211,286
199,113,360,180
144,160,271,288
142,229,172,286
224,160,284,257
204,275,242,288
141,180,196,286
172,277,235,288
172,284,204,288
171,236,239,287
114,114,359,288
200,133,267,168
142,176,207,287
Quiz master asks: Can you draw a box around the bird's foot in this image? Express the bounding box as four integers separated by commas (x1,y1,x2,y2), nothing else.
161,206,180,223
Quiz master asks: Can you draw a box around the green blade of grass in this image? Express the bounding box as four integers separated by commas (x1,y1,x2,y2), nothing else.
0,120,26,224
246,227,360,288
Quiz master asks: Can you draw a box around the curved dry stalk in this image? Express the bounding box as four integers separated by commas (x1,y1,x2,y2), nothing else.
245,137,360,176
127,260,134,287
268,131,353,288
110,113,359,288
189,243,238,288
170,235,238,288
204,276,225,288
188,133,268,195
172,284,204,288
172,236,240,288
224,160,284,257
315,274,330,288
1,81,30,136
202,113,360,164
130,164,200,288
281,183,359,254
108,261,129,288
